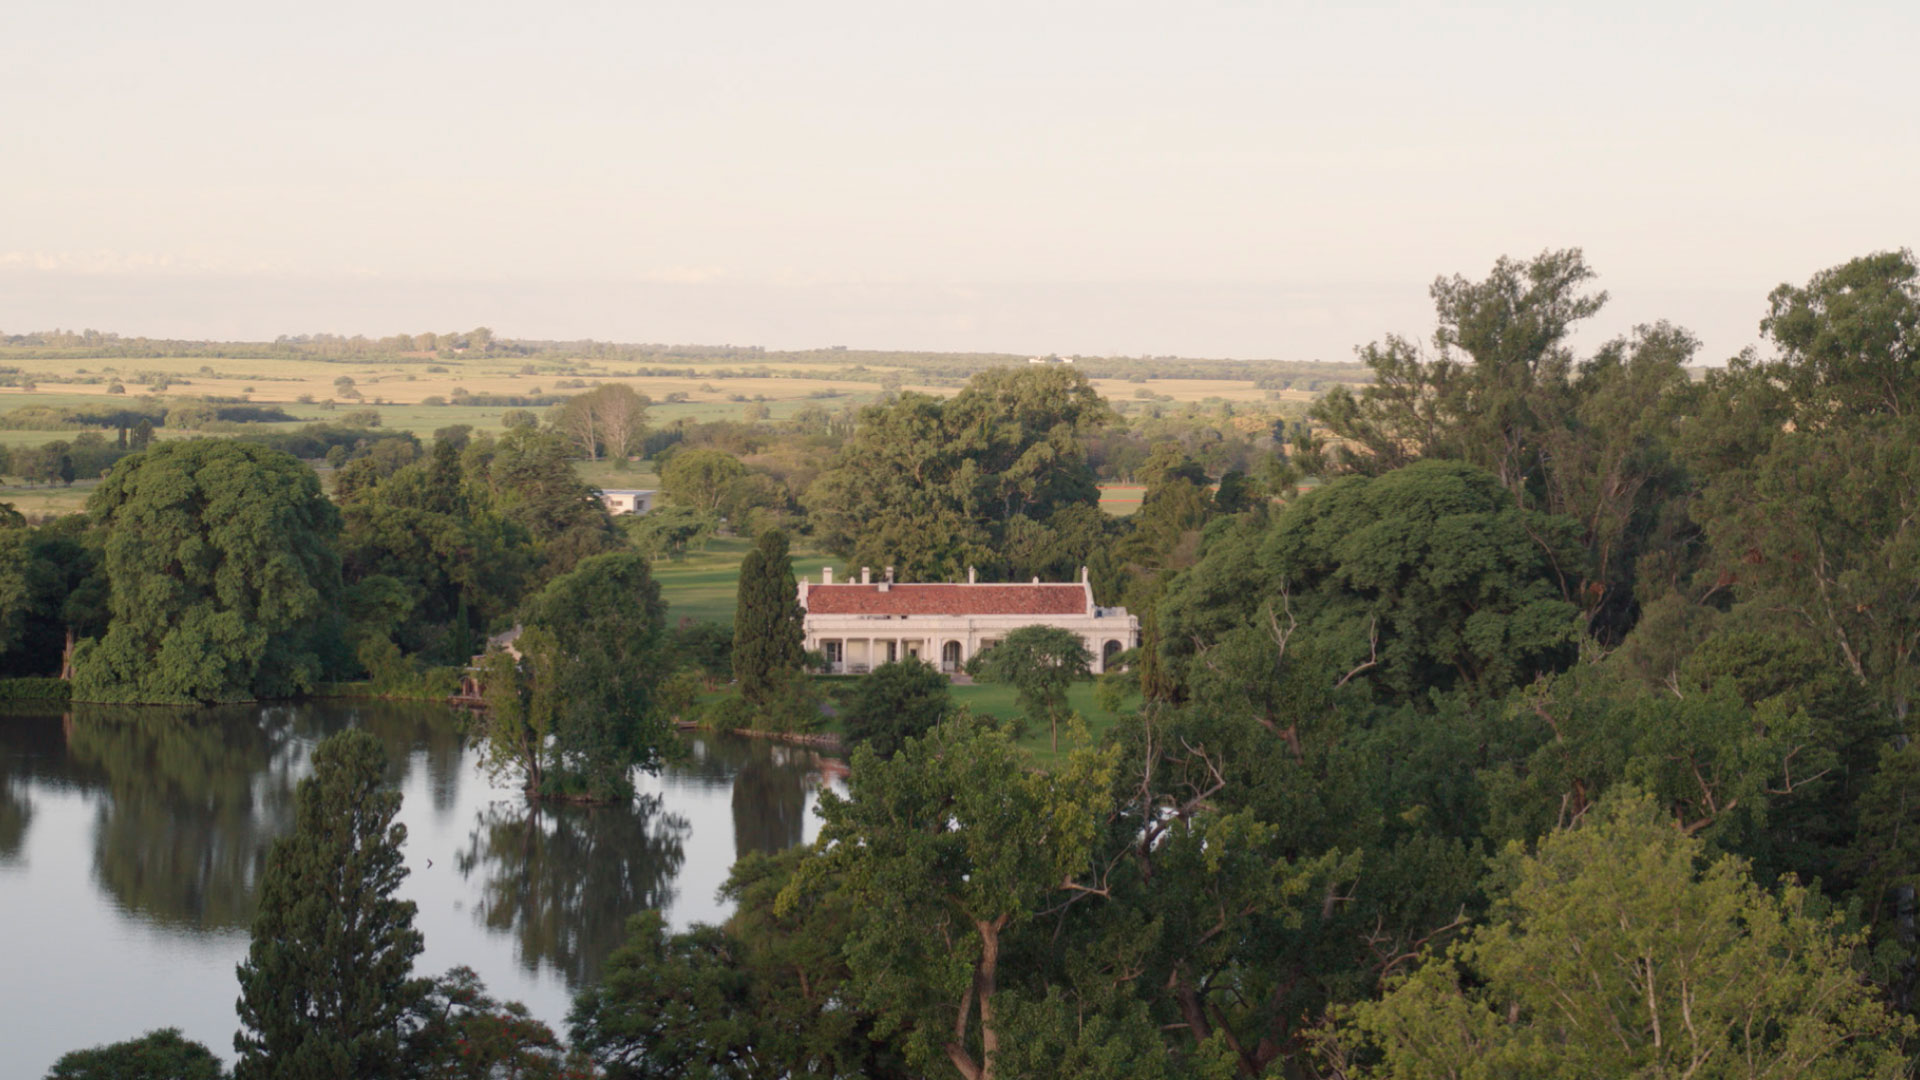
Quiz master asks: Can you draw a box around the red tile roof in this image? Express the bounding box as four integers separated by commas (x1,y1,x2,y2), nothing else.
804,583,1089,616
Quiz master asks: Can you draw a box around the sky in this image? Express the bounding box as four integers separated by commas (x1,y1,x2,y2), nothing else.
3,0,1917,362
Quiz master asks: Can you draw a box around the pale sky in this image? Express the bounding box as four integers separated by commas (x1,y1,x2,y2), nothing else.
4,0,1916,362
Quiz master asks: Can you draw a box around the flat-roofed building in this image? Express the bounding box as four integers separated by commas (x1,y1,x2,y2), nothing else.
598,489,656,515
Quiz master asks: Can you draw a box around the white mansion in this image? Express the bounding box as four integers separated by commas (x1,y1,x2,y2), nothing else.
799,566,1139,675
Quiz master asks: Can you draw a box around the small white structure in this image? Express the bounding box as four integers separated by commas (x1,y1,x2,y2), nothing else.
599,489,656,515
800,566,1138,675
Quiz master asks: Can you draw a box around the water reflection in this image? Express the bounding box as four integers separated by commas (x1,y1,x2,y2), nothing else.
66,706,296,930
457,797,690,986
0,703,842,1073
0,773,29,862
731,743,814,857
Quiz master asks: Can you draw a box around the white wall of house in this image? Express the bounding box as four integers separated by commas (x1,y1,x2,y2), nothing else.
799,573,1139,674
598,489,656,515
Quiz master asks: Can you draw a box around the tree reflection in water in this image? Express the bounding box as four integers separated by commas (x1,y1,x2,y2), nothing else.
730,742,814,858
66,705,304,930
457,796,689,987
0,773,29,863
51,700,463,932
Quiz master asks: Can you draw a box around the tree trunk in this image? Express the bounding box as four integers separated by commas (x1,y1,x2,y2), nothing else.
59,626,76,681
974,916,1004,1080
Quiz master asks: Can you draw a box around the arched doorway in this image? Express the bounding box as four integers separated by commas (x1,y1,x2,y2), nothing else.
1102,639,1124,671
942,640,963,672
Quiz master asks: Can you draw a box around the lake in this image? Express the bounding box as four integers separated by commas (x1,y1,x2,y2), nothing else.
0,700,838,1075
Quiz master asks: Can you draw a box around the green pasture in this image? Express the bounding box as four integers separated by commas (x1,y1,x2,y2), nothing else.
649,535,834,626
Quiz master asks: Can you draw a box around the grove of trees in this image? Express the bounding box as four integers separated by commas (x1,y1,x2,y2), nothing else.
16,246,1920,1080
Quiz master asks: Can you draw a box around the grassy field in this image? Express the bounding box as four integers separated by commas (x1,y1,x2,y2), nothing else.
572,460,662,492
808,676,1137,764
650,536,835,626
0,478,99,518
0,349,1324,452
950,681,1138,763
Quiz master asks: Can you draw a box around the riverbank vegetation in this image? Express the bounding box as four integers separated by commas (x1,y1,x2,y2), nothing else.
20,247,1920,1078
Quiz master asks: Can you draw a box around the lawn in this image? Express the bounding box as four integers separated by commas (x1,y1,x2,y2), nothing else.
950,681,1139,764
572,460,661,492
649,535,834,626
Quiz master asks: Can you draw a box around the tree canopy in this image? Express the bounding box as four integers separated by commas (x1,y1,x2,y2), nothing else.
71,439,344,704
234,729,426,1080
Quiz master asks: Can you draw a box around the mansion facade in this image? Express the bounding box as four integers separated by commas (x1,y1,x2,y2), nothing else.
799,566,1139,675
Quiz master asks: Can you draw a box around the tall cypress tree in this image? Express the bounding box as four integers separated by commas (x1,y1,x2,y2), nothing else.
234,729,426,1080
733,529,805,704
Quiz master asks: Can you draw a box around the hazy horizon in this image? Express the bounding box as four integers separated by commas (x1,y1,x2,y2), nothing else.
6,0,1916,363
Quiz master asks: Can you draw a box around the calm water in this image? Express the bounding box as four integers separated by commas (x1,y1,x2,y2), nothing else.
0,701,838,1076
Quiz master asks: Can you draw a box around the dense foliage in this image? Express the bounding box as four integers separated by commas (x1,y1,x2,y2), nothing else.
70,440,343,704
30,247,1920,1079
233,730,427,1079
732,529,805,706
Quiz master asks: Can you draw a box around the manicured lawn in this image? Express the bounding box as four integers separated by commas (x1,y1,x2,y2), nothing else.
950,680,1139,763
650,536,834,626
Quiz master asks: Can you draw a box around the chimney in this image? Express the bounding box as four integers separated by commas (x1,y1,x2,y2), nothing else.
1080,565,1090,583
861,567,871,585
1032,576,1040,584
968,566,976,584
884,566,895,583
822,566,833,585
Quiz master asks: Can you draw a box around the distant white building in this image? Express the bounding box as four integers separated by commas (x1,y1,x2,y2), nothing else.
799,566,1138,675
599,489,657,515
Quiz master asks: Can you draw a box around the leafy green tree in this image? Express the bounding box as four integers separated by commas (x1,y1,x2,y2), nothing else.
71,440,344,704
46,1028,225,1080
491,550,671,801
1312,248,1605,490
971,625,1091,750
805,367,1110,580
1162,459,1582,706
1333,790,1914,1079
668,621,734,689
1310,251,1696,642
789,722,1117,1080
468,428,623,580
732,529,804,706
624,504,716,561
405,967,570,1080
554,384,650,461
660,448,749,515
1755,248,1920,423
568,910,760,1079
570,850,913,1080
844,656,952,759
234,729,427,1080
